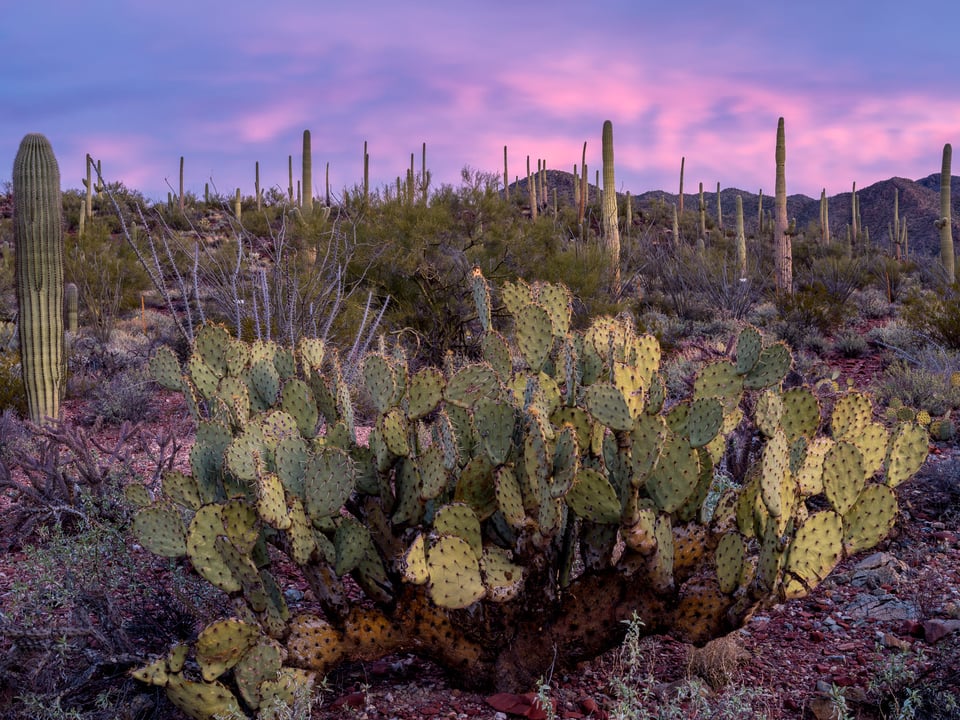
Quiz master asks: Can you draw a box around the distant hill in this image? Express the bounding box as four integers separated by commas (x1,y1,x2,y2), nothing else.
510,171,960,257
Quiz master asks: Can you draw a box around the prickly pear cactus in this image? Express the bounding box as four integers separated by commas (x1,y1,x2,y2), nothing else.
132,273,928,716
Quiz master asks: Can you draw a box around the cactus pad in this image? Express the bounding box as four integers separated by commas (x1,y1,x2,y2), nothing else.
427,534,486,609
647,434,701,513
886,422,928,487
715,532,745,594
165,675,242,720
195,618,260,681
843,483,898,556
781,510,843,600
132,504,188,557
565,468,621,523
823,442,866,515
584,383,634,432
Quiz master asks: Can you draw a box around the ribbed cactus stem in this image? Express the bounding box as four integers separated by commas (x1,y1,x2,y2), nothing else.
678,156,685,215
527,155,537,220
716,181,722,230
625,191,632,239
234,188,242,220
601,120,621,295
578,141,588,231
85,154,93,220
757,189,763,235
255,161,262,212
774,117,792,294
14,133,64,425
736,195,746,280
672,202,680,248
288,155,294,203
697,182,706,246
363,141,369,204
302,130,313,213
503,146,509,201
820,189,830,244
421,141,429,203
179,156,185,212
939,144,954,283
65,282,78,333
325,161,331,206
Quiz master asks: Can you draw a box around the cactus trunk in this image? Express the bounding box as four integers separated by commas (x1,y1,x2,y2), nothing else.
736,194,746,279
14,133,64,425
773,118,792,294
302,130,313,213
601,120,621,295
939,144,954,283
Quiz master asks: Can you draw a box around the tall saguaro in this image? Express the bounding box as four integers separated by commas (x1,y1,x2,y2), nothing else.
601,120,621,295
774,118,792,294
14,133,64,424
937,143,954,284
302,130,313,213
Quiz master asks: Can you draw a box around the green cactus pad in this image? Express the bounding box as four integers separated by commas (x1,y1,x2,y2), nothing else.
584,383,634,432
402,533,430,585
686,396,723,448
233,638,283,709
630,413,667,485
407,366,445,420
754,389,783,438
500,278,533,317
474,397,515,466
534,281,573,337
427,534,486,609
304,447,356,521
852,422,889,478
796,437,832,496
280,378,319,438
298,337,326,372
379,407,410,457
160,470,201,510
646,372,666,415
647,434,701,513
477,331,511,382
273,346,296,379
781,387,821,441
274,435,308,498
123,483,152,508
445,363,500,409
187,505,241,592
495,466,527,528
843,483,898,556
453,455,498,520
481,545,525,602
886,422,928,487
831,392,873,442
334,516,376,576
195,617,260,682
221,499,260,553
823,441,866,515
743,343,791,390
649,514,674,592
565,468,621,524
781,510,843,600
187,354,220,400
676,448,716,523
761,428,790,517
260,410,301,449
224,426,266,482
734,326,763,375
515,302,554,372
132,504,188,557
225,337,250,377
194,324,231,377
362,354,398,414
149,346,184,391
756,522,785,591
285,498,316,565
165,675,242,720
613,362,645,420
130,656,169,686
551,423,580,496
417,445,449,500
248,356,280,410
693,361,743,413
433,503,483,558
715,532,746,594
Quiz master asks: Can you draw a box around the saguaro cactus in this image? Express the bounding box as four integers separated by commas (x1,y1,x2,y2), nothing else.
678,156,685,215
13,133,64,425
937,144,954,283
774,117,792,294
302,130,313,213
736,194,746,279
601,120,621,294
64,282,78,333
503,146,509,200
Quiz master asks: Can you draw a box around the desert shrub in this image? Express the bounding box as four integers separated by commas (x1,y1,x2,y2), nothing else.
873,360,960,416
833,331,869,358
0,350,27,416
773,284,847,336
865,319,924,354
852,286,895,319
901,286,960,350
81,365,155,426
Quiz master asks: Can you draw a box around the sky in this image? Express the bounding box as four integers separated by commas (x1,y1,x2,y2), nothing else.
3,1,958,203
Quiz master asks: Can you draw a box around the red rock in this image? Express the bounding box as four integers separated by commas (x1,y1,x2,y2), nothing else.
330,692,365,709
809,630,825,642
578,696,599,714
420,705,441,715
923,619,960,644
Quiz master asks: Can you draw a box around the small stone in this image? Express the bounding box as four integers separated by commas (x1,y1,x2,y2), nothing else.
923,619,960,644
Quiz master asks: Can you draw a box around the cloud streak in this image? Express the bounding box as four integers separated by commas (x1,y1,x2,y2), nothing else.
2,1,957,201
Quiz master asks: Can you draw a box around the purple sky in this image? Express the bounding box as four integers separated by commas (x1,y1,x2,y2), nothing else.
3,2,958,203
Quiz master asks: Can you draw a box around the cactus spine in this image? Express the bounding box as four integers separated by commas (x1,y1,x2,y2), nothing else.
938,144,954,283
14,133,64,425
774,117,792,294
601,120,621,295
302,130,313,213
